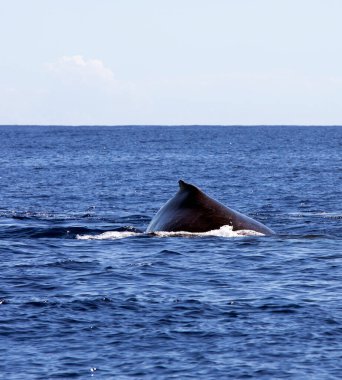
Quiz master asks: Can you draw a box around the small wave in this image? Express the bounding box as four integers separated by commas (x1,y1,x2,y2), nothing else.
157,249,182,256
0,225,110,239
0,210,97,221
288,212,342,219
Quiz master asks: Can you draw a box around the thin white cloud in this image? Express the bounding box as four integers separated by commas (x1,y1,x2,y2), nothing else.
47,55,115,85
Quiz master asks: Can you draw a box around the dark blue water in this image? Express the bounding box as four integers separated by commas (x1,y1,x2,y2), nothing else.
0,126,341,379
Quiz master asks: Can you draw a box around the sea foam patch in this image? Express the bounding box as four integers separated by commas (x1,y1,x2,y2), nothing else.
76,225,264,240
76,231,140,240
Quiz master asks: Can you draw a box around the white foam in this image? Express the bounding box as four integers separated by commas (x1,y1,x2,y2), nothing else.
76,225,264,240
76,231,141,240
154,225,264,238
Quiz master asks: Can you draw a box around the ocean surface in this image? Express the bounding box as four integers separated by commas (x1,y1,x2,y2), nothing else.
0,125,341,379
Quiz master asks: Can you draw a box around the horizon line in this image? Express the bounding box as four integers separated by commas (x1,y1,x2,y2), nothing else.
0,124,341,128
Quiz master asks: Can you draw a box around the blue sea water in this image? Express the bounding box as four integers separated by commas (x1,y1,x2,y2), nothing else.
0,125,341,379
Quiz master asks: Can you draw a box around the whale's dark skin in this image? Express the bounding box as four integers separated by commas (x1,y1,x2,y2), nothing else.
146,180,274,235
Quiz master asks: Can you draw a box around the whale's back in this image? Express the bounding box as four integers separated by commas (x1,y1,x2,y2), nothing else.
146,180,274,235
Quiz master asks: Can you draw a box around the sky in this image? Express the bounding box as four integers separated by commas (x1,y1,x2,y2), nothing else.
1,0,342,125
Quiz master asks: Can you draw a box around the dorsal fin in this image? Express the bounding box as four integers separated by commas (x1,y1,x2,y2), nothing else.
178,180,199,192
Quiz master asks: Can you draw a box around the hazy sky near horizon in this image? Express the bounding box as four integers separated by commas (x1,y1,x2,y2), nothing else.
1,0,342,125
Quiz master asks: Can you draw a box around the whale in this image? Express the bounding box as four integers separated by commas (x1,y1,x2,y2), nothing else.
146,180,274,235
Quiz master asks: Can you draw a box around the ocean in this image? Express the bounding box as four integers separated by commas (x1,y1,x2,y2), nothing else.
0,125,341,379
